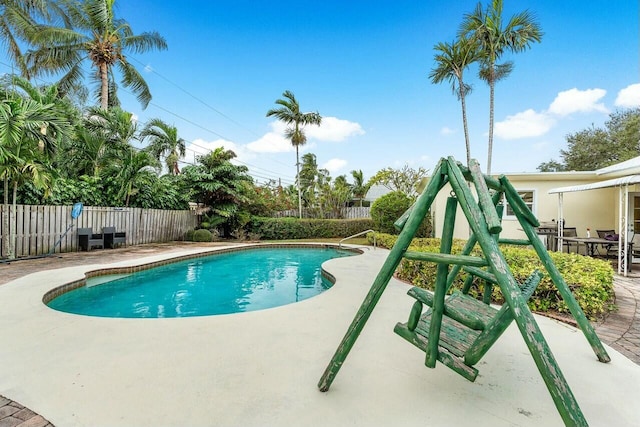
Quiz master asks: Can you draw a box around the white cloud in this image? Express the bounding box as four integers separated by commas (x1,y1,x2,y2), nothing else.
322,158,348,173
494,109,556,140
547,88,608,116
188,138,234,156
306,116,365,142
246,132,292,153
440,126,455,135
144,64,153,73
245,121,292,153
250,116,363,153
615,83,640,107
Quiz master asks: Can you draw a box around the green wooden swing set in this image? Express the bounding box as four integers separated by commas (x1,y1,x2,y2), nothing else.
318,157,610,427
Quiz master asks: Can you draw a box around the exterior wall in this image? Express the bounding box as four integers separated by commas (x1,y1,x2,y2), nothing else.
502,184,616,240
431,172,630,240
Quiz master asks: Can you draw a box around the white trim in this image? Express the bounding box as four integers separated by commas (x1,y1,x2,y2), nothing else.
548,175,640,194
596,156,640,176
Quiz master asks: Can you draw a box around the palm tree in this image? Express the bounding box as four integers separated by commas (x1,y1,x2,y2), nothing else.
0,96,71,258
266,90,322,218
350,169,370,207
0,0,55,77
299,152,319,210
84,106,138,148
460,0,542,174
65,126,110,176
103,147,159,206
25,0,167,109
140,118,186,175
429,37,479,167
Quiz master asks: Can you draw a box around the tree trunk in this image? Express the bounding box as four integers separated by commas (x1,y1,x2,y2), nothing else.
296,145,302,219
487,75,495,175
460,81,471,167
9,181,18,259
2,177,9,259
100,62,109,110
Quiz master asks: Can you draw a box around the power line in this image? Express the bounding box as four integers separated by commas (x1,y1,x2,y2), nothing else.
127,56,295,170
130,56,262,139
0,60,298,183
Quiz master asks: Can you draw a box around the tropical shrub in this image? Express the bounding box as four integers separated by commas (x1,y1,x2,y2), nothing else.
370,191,431,237
369,233,615,320
192,229,213,242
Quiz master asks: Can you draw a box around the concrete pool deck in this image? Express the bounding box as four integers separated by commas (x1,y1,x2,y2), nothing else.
1,243,639,426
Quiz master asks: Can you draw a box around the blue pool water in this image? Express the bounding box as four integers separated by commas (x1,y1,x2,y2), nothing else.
47,247,355,318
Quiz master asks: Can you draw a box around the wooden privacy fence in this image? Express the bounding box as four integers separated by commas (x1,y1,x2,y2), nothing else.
274,207,371,219
0,204,198,258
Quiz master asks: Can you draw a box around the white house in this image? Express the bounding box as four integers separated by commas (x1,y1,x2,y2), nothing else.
430,157,640,275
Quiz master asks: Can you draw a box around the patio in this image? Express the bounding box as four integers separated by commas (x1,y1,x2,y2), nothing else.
0,243,639,426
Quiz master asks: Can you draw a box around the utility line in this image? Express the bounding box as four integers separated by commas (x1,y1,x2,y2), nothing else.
130,56,261,139
0,60,298,183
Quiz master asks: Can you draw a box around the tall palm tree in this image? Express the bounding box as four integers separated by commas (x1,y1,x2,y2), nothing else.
140,118,186,175
460,0,542,174
429,37,479,167
25,0,167,109
266,90,322,218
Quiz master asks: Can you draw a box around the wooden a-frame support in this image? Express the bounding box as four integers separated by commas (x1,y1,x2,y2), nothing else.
317,157,610,427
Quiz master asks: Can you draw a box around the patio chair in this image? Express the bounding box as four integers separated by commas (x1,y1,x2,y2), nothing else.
77,227,104,251
562,227,579,253
596,229,618,258
102,226,126,249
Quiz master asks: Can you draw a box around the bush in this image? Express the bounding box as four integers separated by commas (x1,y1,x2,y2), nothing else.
184,229,195,241
369,232,615,320
192,229,213,242
248,217,375,240
370,191,431,237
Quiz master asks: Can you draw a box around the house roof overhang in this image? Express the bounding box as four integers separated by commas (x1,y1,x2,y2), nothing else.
548,175,640,194
596,156,640,177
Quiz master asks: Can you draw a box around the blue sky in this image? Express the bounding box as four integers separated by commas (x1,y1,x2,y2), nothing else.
2,1,639,187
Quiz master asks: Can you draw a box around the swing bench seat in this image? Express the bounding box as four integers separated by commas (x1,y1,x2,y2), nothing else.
394,270,542,382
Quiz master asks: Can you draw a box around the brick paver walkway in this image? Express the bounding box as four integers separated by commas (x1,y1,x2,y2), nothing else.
0,395,53,427
0,243,638,426
595,274,640,364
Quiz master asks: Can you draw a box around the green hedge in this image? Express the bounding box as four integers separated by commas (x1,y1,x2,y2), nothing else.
368,233,615,320
248,217,375,240
192,229,213,242
370,191,431,237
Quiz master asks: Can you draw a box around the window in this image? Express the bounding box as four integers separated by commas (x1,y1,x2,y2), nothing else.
503,190,535,219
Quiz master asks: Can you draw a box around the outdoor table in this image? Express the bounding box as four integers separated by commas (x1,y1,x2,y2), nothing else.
554,236,633,268
556,236,609,256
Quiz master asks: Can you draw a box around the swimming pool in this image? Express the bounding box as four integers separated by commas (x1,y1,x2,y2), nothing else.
45,245,357,318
